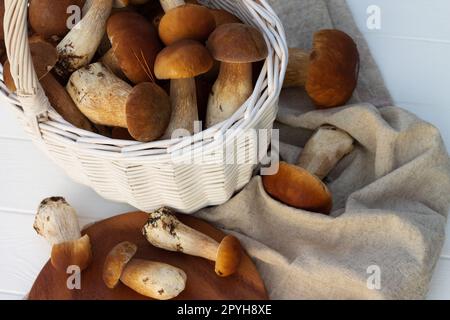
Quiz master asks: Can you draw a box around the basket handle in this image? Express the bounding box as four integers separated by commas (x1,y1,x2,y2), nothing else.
4,0,52,136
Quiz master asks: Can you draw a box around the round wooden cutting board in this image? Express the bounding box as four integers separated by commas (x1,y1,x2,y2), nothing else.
28,212,268,300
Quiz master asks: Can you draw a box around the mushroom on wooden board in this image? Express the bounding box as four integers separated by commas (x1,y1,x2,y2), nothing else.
28,0,86,40
103,241,187,300
55,0,113,79
142,208,242,277
3,37,96,132
67,62,171,142
158,3,215,45
205,23,268,128
154,40,213,137
103,11,162,84
262,127,355,215
33,197,92,272
284,29,360,108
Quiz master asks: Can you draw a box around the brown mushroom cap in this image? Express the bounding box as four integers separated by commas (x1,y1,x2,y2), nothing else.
306,29,360,108
3,36,58,92
215,235,242,277
154,40,213,80
51,234,92,272
210,9,241,27
29,36,58,79
126,82,171,142
103,241,138,289
107,11,162,84
29,0,86,39
207,23,268,64
158,4,215,46
262,162,332,215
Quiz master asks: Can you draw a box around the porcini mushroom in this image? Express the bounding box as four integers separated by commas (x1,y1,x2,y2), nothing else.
67,63,171,142
297,125,355,180
142,208,242,277
55,0,113,79
103,241,187,300
158,3,215,45
105,11,162,84
262,127,355,215
206,23,268,127
154,40,213,137
29,0,86,40
3,37,95,132
263,162,333,214
33,197,92,272
283,29,360,108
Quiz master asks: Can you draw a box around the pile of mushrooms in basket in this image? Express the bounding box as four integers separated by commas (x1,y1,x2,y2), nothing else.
1,0,362,300
2,0,270,142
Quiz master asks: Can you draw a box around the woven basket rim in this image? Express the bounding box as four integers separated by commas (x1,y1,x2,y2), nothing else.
1,0,288,157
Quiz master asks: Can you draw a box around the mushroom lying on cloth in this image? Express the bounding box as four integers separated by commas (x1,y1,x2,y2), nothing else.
103,241,187,300
143,208,242,277
3,36,96,132
297,125,355,181
103,11,162,84
67,62,171,142
263,127,355,215
155,40,213,137
284,29,360,108
264,30,359,212
206,23,268,127
33,197,92,272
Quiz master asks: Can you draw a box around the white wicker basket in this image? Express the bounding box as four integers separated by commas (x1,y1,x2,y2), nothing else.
0,0,287,213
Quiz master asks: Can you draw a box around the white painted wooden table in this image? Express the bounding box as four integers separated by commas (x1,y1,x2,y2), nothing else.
0,0,449,300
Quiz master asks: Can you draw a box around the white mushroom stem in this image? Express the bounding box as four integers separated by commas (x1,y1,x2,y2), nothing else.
164,78,198,138
56,0,113,78
83,0,128,16
101,49,127,81
206,62,253,128
82,0,93,15
160,0,185,13
297,126,355,180
33,197,81,245
67,63,131,127
120,259,187,300
143,208,219,262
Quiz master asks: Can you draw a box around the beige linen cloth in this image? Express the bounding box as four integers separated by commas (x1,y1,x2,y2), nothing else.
196,0,450,299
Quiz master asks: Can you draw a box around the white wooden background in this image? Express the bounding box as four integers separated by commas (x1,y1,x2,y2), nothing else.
0,0,449,300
